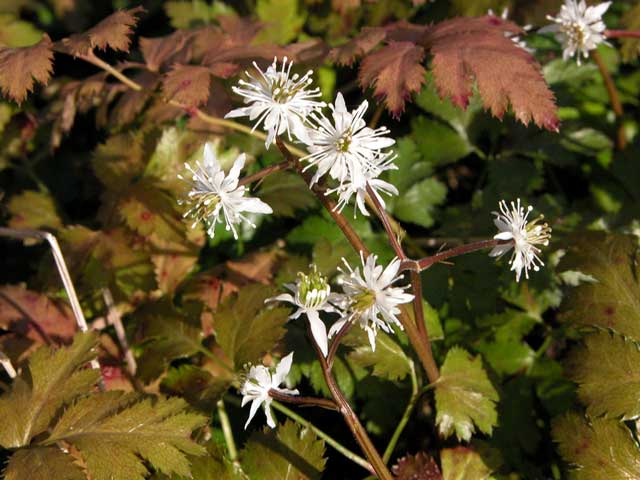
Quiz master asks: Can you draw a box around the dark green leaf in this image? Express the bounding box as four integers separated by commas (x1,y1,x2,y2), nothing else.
257,171,315,218
344,328,411,381
215,284,289,368
241,420,326,480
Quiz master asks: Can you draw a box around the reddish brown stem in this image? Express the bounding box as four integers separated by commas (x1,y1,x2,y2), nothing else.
366,183,406,260
410,270,431,348
308,326,393,480
417,239,504,271
591,49,626,149
238,160,292,187
327,317,355,370
605,29,640,39
268,389,339,411
276,138,371,257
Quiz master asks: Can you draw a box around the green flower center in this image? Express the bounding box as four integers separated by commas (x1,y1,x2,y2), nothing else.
298,265,330,309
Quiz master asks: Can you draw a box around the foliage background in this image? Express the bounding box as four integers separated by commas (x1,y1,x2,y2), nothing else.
1,0,640,479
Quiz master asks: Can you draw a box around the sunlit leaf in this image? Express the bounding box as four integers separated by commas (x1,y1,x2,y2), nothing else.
435,347,499,441
567,331,640,420
553,413,640,480
559,232,640,342
441,447,492,480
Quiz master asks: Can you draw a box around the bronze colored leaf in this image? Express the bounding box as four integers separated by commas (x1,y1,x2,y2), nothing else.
0,34,53,104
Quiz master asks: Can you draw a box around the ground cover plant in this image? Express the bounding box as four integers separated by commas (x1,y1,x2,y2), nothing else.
1,0,640,478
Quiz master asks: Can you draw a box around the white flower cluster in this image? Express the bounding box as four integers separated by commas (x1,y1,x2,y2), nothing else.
226,57,399,217
271,255,413,355
181,57,554,431
541,0,611,64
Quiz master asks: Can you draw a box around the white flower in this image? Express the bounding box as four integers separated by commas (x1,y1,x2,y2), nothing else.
225,57,324,148
487,7,534,53
330,153,398,217
302,92,395,187
540,0,611,65
241,352,298,429
268,265,344,357
331,254,413,351
490,199,552,282
179,143,272,239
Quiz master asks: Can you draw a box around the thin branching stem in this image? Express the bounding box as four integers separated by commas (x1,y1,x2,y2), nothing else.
327,317,355,370
307,325,393,480
276,138,371,257
269,400,375,474
268,389,339,411
102,288,137,376
0,228,103,387
382,360,419,464
217,399,239,464
75,52,308,157
238,159,292,187
591,49,626,149
0,350,17,378
366,183,406,260
410,270,436,365
605,29,640,39
416,238,504,271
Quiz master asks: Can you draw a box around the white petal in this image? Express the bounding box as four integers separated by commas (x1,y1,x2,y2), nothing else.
273,352,294,386
244,397,262,429
307,310,329,357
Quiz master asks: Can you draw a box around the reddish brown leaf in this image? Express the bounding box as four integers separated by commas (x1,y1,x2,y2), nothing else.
392,452,443,480
358,41,426,118
329,27,386,66
140,30,194,72
0,34,54,104
0,285,77,345
423,16,559,131
162,64,211,107
109,71,159,127
218,15,263,45
59,6,144,57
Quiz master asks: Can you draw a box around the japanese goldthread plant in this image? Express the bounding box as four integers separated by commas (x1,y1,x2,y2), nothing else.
1,1,640,479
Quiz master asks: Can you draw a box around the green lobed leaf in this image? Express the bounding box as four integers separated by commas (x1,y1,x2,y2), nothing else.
344,327,411,381
559,232,640,342
410,116,474,167
134,300,204,382
45,391,208,480
440,447,492,480
214,283,289,368
7,190,63,231
552,412,640,480
164,0,235,29
257,171,315,218
0,331,99,448
567,331,640,420
392,177,447,228
255,0,306,45
4,447,85,480
161,364,231,412
241,419,326,480
92,133,147,192
153,441,242,480
435,347,499,442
